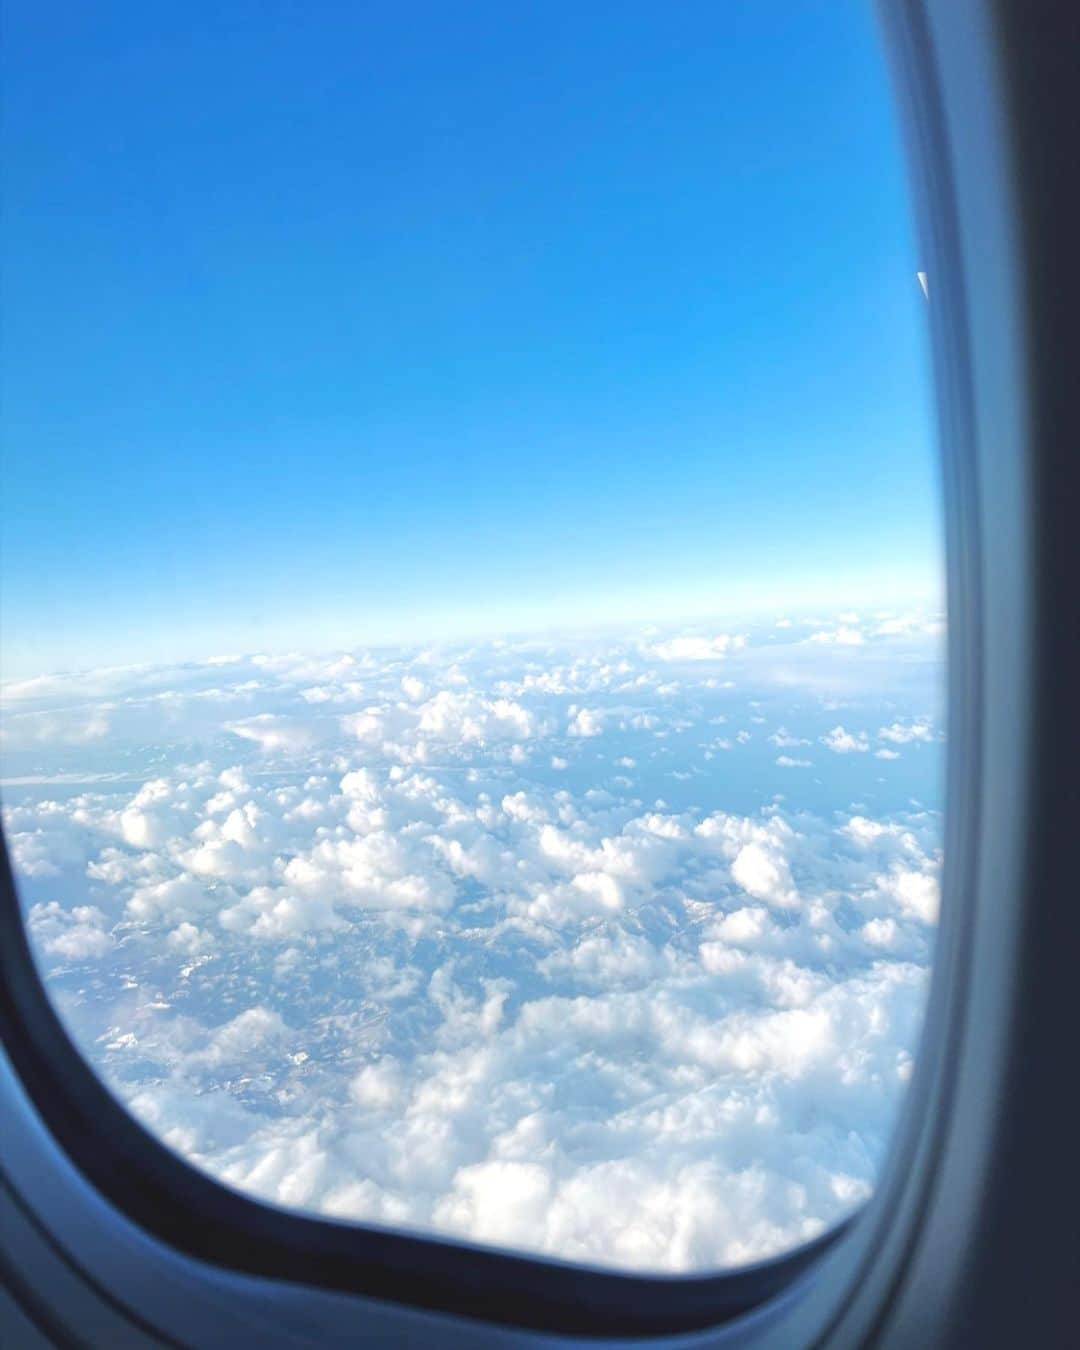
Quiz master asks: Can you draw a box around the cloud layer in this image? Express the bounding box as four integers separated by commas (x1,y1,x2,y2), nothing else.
4,615,944,1273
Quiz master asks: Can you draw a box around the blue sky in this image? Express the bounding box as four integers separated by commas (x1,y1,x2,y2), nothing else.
0,0,938,677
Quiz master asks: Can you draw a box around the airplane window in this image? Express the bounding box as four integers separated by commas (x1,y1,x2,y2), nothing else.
0,1,942,1275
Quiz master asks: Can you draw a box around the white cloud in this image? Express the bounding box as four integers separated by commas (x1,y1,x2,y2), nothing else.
647,634,747,662
435,1161,553,1248
807,626,864,647
418,691,535,744
127,874,216,923
878,720,935,745
351,1059,406,1112
167,922,213,955
28,902,112,960
567,706,605,737
769,728,810,748
871,613,945,638
876,869,940,925
227,715,315,753
731,841,799,909
820,725,871,754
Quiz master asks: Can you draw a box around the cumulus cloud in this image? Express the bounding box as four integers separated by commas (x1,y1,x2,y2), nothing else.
769,728,810,748
807,626,864,647
28,901,112,960
6,617,944,1276
567,706,605,737
870,613,945,639
878,719,936,745
227,715,316,753
820,725,871,754
647,634,747,662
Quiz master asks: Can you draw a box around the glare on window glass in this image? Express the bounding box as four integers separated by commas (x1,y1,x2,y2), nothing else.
0,0,942,1273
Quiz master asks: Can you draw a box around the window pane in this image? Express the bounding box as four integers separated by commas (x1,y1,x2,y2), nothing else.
1,0,942,1273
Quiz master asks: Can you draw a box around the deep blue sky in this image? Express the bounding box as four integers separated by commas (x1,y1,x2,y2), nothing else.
1,0,938,676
